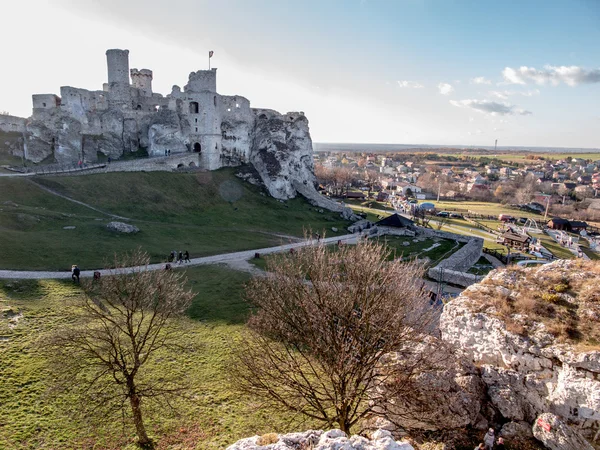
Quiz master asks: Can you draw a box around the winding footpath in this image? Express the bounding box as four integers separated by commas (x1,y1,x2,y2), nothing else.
0,234,360,280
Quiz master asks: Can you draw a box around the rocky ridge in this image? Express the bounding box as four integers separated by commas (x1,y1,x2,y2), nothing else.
227,429,414,450
440,259,600,447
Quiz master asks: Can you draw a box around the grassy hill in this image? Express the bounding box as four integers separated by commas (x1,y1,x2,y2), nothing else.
0,264,315,449
0,169,350,270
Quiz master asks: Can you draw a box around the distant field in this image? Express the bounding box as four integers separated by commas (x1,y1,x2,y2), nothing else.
431,200,544,219
0,264,316,449
0,169,350,270
449,152,600,163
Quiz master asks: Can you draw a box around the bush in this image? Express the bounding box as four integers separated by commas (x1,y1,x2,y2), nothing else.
541,292,561,303
553,282,569,293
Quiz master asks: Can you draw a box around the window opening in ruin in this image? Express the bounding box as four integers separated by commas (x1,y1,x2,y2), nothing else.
227,108,231,112
195,127,198,132
193,142,201,153
236,103,240,108
136,105,142,110
189,101,199,114
215,143,218,150
213,96,216,107
195,118,198,123
42,103,47,107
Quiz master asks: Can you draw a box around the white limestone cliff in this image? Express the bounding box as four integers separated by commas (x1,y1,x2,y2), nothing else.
441,260,600,447
226,429,414,450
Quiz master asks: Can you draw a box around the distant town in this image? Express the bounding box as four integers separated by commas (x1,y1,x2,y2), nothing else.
314,149,600,261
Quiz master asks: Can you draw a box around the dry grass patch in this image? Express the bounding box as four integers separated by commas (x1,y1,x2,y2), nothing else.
468,261,600,347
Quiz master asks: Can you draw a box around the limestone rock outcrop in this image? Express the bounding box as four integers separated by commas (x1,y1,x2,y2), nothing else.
532,413,594,450
441,260,600,447
250,110,315,200
106,221,139,234
226,429,414,450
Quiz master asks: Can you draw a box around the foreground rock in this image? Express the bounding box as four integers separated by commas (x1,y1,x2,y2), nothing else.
106,221,139,234
532,413,594,450
441,260,600,446
226,429,414,450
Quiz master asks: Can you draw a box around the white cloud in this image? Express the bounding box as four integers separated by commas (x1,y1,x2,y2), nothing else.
502,65,600,86
489,89,540,100
470,76,491,85
468,116,474,122
397,80,424,88
450,99,532,116
438,82,454,95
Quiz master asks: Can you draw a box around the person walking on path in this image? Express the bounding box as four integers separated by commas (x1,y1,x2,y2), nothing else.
178,251,183,264
483,429,495,450
495,437,505,450
71,265,80,283
184,250,190,263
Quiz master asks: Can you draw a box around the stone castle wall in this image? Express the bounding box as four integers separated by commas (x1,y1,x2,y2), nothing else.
2,49,324,203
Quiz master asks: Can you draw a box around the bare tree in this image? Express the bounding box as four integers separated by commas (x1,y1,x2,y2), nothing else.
47,250,195,448
232,239,448,433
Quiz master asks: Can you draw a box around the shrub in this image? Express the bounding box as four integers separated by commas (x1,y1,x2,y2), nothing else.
541,292,561,304
553,282,569,293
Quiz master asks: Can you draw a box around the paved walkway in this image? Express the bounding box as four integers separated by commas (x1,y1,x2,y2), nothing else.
0,234,360,280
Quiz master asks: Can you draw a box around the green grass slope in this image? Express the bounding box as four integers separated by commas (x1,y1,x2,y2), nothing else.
0,169,350,270
0,265,312,449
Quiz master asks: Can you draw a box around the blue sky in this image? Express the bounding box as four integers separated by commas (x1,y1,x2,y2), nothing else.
1,0,599,148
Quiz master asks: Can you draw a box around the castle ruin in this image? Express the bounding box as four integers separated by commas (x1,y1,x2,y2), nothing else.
0,49,330,202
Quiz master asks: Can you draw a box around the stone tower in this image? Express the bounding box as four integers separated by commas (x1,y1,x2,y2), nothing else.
130,68,153,97
183,69,221,170
106,49,131,108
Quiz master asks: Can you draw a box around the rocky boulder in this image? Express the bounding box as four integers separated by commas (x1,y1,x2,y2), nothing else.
532,413,594,450
226,429,414,450
379,354,487,431
106,221,139,234
440,260,600,445
250,110,316,201
144,109,188,156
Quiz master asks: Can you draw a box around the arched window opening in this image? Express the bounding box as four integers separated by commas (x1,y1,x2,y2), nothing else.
189,101,199,114
136,105,142,110
193,142,201,153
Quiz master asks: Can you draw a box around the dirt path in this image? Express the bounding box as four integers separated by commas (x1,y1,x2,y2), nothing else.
0,234,360,280
25,179,130,220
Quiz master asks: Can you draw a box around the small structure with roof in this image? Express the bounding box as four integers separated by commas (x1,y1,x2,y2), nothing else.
502,231,532,251
547,217,571,231
376,213,416,230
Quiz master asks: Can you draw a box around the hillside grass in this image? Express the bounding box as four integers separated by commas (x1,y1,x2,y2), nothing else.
0,264,312,449
0,169,350,270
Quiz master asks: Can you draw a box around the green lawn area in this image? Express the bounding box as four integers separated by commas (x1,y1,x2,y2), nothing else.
250,236,464,271
431,200,543,219
0,264,312,449
467,256,495,276
534,233,576,259
0,169,350,270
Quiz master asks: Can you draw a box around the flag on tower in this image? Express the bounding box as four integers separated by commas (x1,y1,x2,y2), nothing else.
209,51,214,58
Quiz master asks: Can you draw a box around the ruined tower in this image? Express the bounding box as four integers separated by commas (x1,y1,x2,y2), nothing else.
183,69,221,170
130,68,153,97
106,49,131,108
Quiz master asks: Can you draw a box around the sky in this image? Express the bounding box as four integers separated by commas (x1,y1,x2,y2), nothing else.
1,0,599,148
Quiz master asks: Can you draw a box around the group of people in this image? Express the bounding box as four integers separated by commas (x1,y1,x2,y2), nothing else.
475,429,505,450
168,250,190,264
